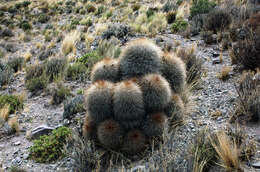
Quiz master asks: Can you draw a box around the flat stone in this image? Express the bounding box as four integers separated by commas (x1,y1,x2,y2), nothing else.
212,52,220,58
30,125,54,140
13,141,21,146
212,59,221,64
252,161,260,168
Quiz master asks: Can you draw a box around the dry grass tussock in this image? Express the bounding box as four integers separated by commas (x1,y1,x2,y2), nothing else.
0,104,10,121
62,30,80,55
210,131,241,171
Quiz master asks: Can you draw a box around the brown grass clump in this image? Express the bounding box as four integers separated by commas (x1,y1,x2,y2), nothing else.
8,116,19,133
62,30,80,55
0,104,10,121
210,131,241,171
217,66,232,80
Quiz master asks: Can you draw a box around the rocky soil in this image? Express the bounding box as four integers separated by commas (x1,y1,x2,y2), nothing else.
0,0,259,171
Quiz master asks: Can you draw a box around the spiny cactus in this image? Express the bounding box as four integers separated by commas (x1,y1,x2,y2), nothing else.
161,53,186,93
164,94,184,118
119,38,162,79
122,129,147,155
85,80,114,123
113,80,145,129
139,74,172,112
91,58,119,83
82,113,97,140
97,119,124,149
142,112,167,138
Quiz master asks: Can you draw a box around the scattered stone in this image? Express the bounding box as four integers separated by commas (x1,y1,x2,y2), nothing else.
29,125,54,140
212,52,220,58
212,59,221,64
11,157,22,165
13,141,21,146
252,161,260,169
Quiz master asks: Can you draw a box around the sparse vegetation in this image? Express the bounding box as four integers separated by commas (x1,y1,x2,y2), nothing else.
0,0,259,171
190,0,216,18
0,94,23,114
171,19,188,33
29,127,72,163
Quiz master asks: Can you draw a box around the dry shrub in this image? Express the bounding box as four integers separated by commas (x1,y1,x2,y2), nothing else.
231,70,260,122
246,12,260,32
176,46,203,87
204,9,231,33
231,31,260,70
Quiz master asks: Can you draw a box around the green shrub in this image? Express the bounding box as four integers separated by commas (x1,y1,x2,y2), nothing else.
25,76,48,94
166,11,177,24
77,51,103,69
66,63,88,81
171,19,188,33
51,83,71,105
7,57,24,73
0,94,23,114
29,126,72,163
0,63,13,86
146,8,155,18
45,58,67,82
38,14,49,23
25,63,45,81
86,4,96,13
190,0,216,18
176,0,183,6
19,20,31,31
96,5,105,15
131,3,141,11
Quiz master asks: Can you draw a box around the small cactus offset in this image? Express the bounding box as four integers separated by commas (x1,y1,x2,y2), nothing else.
138,74,172,112
161,53,187,94
82,38,190,155
142,112,167,138
119,38,162,79
82,113,97,140
85,80,114,123
113,80,145,129
122,129,147,155
91,58,119,83
97,119,124,149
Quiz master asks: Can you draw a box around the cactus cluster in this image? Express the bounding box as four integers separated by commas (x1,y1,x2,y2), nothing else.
83,38,187,154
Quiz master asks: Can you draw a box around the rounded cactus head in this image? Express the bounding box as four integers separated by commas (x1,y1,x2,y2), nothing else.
164,94,184,117
161,53,186,94
164,94,184,127
91,58,119,83
85,80,114,124
142,112,167,138
119,38,162,79
82,112,97,140
113,80,145,129
122,129,147,155
139,74,172,112
97,119,124,149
